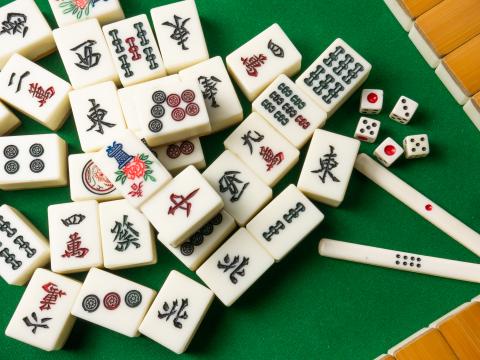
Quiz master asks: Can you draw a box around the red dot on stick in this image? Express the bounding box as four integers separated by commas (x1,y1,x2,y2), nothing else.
425,204,433,211
384,145,396,156
367,92,378,103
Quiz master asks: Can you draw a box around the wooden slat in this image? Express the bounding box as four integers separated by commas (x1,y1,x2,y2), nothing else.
399,0,443,19
394,328,457,360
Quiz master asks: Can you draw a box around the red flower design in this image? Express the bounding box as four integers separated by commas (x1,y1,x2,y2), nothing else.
122,155,146,180
74,0,89,9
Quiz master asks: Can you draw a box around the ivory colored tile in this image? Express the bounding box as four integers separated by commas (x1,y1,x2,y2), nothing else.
463,92,480,131
0,100,21,135
48,0,124,27
156,137,206,174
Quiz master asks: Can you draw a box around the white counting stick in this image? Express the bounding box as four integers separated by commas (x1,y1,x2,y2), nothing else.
354,154,480,256
318,239,480,284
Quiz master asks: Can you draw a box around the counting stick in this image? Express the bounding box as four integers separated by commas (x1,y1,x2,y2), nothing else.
354,154,480,256
318,239,480,284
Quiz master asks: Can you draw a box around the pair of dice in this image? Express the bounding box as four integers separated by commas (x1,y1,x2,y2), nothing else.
374,134,430,167
359,89,418,124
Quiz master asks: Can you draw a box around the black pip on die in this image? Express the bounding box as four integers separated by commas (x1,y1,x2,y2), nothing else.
354,117,381,143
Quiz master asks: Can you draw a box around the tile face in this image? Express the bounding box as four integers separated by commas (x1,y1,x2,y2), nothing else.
99,199,156,270
69,81,126,152
196,228,274,306
0,101,21,136
203,150,272,226
389,95,418,124
103,14,166,87
68,153,122,202
0,54,72,131
134,75,211,147
224,112,300,187
226,23,301,101
150,0,209,74
373,137,404,167
140,165,224,247
403,134,429,159
354,116,380,143
161,210,236,271
0,134,68,190
0,205,49,285
48,201,103,274
297,129,360,207
155,137,206,174
139,270,214,354
48,0,124,27
253,74,327,148
246,184,324,261
359,89,383,114
93,129,172,208
71,267,156,337
53,18,118,89
179,56,243,132
5,268,82,351
0,0,55,68
296,38,371,117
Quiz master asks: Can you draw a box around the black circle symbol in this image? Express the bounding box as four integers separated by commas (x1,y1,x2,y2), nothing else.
29,143,44,157
210,213,223,225
190,232,204,246
82,294,100,313
124,290,142,308
151,104,165,118
4,160,19,174
30,159,45,173
180,242,194,256
148,119,163,133
200,223,214,236
3,145,19,159
152,90,166,104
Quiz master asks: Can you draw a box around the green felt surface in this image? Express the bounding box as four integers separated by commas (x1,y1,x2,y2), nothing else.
0,0,479,359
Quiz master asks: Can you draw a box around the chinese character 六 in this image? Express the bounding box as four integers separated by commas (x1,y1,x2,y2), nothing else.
23,312,51,334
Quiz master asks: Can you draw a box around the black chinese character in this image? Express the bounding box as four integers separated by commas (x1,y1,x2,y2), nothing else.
158,298,188,329
0,13,28,37
162,15,190,50
198,75,221,108
311,145,340,183
8,71,30,93
86,99,115,134
241,130,264,155
217,254,249,284
70,40,102,70
218,171,249,202
111,215,140,252
23,312,51,334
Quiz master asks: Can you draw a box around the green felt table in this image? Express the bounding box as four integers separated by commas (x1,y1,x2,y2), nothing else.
0,0,479,359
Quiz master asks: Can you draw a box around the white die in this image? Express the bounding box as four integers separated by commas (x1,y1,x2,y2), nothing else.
161,210,236,271
69,81,126,153
0,0,55,68
155,137,206,174
403,134,430,159
196,228,274,306
253,74,327,148
226,23,301,101
0,100,21,135
373,137,404,167
297,129,360,207
71,267,156,337
179,56,243,132
48,200,103,274
389,96,418,124
5,268,82,351
354,117,381,143
150,0,209,74
202,150,272,226
48,0,124,27
224,112,300,187
139,270,214,354
103,14,167,87
0,54,72,131
0,204,50,285
296,38,372,117
246,184,324,261
99,199,156,270
0,134,68,191
140,165,224,247
92,129,172,208
68,153,122,202
134,75,211,147
359,89,383,114
53,18,119,89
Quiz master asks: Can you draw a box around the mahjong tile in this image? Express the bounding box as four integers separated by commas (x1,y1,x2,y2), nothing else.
0,100,21,135
48,0,124,27
155,137,206,174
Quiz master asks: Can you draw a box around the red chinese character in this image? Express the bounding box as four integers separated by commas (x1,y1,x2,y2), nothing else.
168,188,200,217
241,54,267,77
39,282,66,311
259,146,284,171
128,181,144,198
28,83,55,107
62,232,89,258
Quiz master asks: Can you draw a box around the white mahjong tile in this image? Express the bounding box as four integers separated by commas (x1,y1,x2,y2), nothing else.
0,54,72,131
202,150,272,226
226,23,301,101
53,18,119,89
69,81,126,152
224,112,299,187
297,129,360,207
48,200,103,274
140,165,224,247
155,137,206,174
196,228,274,306
0,134,68,190
0,100,21,135
150,0,209,74
0,0,55,68
373,137,404,167
99,199,156,270
5,268,82,351
71,267,156,337
139,270,214,354
179,56,243,132
134,75,211,147
103,14,166,87
93,129,172,208
252,74,327,148
48,0,124,28
296,38,372,117
0,205,49,285
68,153,122,202
160,210,236,271
246,184,324,261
